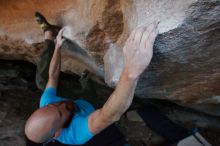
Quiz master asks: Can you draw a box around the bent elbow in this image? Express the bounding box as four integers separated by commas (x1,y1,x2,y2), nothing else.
100,109,122,124
106,112,122,123
112,114,121,122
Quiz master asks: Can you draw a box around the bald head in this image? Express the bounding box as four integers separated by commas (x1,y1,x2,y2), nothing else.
25,105,61,143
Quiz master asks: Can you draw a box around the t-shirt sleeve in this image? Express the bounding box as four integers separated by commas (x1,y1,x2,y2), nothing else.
74,99,95,115
39,87,66,108
71,115,94,145
55,114,94,145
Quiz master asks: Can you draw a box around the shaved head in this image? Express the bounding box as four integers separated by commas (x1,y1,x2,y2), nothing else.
25,105,61,143
25,101,75,143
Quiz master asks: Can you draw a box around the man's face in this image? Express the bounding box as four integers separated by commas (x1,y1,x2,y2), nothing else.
49,101,75,128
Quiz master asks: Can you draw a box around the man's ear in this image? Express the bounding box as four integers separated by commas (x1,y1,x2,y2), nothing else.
53,129,62,138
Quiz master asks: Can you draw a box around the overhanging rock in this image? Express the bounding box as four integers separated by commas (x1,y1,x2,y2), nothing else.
0,0,219,115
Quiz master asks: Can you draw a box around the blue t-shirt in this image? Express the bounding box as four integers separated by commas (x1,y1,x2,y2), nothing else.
39,87,95,145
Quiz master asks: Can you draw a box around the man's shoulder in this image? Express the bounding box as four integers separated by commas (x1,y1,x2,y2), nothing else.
55,105,94,145
74,99,95,115
39,87,67,108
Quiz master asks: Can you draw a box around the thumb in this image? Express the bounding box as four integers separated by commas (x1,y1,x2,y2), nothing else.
57,28,65,38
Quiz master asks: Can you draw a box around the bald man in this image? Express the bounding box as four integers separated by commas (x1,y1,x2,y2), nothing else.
25,12,158,145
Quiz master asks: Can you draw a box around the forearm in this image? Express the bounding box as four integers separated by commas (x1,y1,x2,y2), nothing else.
101,68,138,121
89,22,157,135
47,46,61,88
89,68,137,134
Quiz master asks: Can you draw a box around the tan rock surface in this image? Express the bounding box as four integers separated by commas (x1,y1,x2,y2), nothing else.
0,0,220,115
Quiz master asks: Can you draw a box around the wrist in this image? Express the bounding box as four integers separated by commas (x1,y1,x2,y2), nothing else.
121,67,138,83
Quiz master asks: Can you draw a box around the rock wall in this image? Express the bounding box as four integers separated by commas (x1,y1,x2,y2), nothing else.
0,0,219,115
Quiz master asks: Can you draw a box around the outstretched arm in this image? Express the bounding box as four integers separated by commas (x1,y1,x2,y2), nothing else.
46,29,65,89
88,21,158,134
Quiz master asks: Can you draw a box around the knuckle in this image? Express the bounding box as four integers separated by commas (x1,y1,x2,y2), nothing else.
137,27,145,33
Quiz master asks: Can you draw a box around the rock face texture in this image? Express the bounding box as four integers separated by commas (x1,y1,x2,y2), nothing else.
0,0,220,115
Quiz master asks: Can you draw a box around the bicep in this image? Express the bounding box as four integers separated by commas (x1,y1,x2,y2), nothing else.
45,77,58,89
88,109,115,135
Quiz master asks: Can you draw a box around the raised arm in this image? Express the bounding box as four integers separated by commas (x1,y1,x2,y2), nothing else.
88,21,158,134
46,29,65,89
